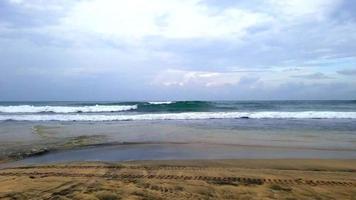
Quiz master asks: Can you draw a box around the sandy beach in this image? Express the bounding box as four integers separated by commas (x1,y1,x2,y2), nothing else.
0,159,355,199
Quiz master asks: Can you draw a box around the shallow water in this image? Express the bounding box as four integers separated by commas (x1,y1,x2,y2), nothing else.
2,143,355,168
1,118,356,166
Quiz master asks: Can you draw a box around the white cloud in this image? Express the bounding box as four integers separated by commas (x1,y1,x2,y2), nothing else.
150,68,279,92
152,67,344,90
152,69,253,87
57,0,271,41
8,0,23,4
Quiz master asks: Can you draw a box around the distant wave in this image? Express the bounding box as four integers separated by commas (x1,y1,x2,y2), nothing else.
138,101,212,112
148,101,173,105
0,105,137,113
1,111,356,121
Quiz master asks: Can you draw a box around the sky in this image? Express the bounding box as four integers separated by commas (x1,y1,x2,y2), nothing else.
0,0,356,101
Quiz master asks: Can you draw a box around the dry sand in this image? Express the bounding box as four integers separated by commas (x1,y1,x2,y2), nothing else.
0,159,355,200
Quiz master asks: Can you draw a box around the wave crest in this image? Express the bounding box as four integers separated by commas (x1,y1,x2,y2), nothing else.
148,101,173,105
0,105,137,113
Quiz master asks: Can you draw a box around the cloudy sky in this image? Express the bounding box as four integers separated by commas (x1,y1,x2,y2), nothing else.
0,0,356,101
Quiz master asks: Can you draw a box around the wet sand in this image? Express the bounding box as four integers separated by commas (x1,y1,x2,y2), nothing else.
1,143,354,169
0,159,355,200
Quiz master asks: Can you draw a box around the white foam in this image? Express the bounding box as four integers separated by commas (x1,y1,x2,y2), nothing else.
0,105,137,113
148,101,173,105
0,111,356,121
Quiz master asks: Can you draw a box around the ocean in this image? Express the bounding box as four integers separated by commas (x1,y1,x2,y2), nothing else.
1,100,356,121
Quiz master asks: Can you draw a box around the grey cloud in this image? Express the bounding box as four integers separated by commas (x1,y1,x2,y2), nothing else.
337,69,356,75
0,1,73,28
238,76,260,85
290,72,333,79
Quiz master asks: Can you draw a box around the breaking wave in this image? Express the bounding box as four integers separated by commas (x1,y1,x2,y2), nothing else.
0,105,137,113
1,111,356,121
